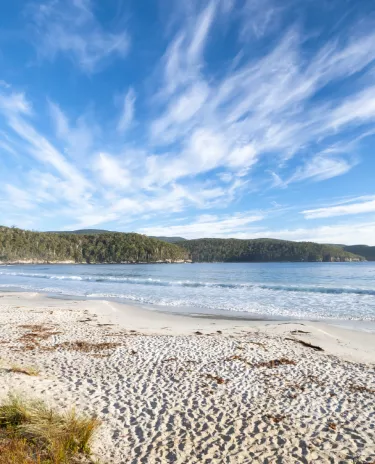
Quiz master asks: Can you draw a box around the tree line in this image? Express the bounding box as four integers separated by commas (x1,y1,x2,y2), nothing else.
0,227,366,264
341,245,375,261
0,227,188,263
176,238,364,262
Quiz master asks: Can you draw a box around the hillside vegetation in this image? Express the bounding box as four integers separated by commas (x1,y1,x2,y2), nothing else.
177,238,364,262
49,229,112,235
0,227,366,263
342,245,375,261
0,226,188,263
150,236,186,243
51,229,186,243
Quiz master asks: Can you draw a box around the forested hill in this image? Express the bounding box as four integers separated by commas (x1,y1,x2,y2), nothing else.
150,236,186,243
177,238,364,262
0,227,366,263
342,245,375,261
49,229,186,243
49,229,112,235
0,227,188,264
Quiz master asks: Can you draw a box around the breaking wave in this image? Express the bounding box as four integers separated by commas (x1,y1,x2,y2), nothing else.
1,271,374,296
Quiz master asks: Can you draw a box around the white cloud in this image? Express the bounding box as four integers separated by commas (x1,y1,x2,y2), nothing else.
227,144,257,168
151,82,209,142
2,3,375,239
187,2,216,66
49,102,95,159
0,92,32,115
289,154,355,183
145,18,375,189
30,0,130,72
138,212,265,239
239,0,282,40
117,88,136,133
0,80,11,89
246,222,375,246
94,153,131,189
303,196,375,219
329,86,375,129
144,217,375,246
7,114,88,189
3,185,35,210
161,3,216,96
0,90,92,216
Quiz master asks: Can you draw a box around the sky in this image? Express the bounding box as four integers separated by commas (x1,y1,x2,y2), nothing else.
1,0,375,244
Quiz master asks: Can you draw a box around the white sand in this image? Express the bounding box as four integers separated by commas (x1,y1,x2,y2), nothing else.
0,291,374,463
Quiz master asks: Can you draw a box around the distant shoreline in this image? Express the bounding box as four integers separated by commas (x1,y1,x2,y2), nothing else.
0,260,368,265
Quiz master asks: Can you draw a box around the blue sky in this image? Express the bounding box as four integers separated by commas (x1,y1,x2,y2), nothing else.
1,0,375,244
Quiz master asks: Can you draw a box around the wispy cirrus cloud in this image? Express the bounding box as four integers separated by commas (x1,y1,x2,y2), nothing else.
0,89,92,216
279,153,356,186
238,0,283,40
29,0,130,72
49,101,96,160
141,8,375,190
138,212,265,239
94,152,132,189
1,0,375,240
246,221,375,246
303,196,375,219
117,88,136,133
156,215,375,245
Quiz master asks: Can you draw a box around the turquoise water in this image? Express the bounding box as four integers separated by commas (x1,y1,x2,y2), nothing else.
1,262,375,321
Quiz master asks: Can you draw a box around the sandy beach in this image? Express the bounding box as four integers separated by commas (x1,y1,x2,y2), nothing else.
0,291,374,463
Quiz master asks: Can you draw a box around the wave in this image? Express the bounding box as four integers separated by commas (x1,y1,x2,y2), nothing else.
1,283,374,323
1,270,375,296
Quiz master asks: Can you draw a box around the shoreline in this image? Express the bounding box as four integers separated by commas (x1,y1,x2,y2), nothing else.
2,286,375,334
0,291,374,462
0,260,369,264
1,290,375,363
0,260,192,265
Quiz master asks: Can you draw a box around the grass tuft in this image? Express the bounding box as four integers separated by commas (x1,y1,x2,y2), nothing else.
0,394,100,463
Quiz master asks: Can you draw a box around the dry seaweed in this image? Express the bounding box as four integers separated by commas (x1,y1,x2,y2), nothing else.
18,324,51,331
256,358,296,368
267,414,286,424
248,341,267,349
57,341,120,353
290,330,311,335
349,385,375,394
18,325,61,350
225,355,251,366
285,338,324,352
306,375,325,386
19,331,61,342
205,374,227,385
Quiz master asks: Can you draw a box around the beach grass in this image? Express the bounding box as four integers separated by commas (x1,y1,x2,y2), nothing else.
0,394,100,463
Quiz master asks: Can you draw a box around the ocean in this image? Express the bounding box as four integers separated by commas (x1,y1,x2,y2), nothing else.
1,262,375,324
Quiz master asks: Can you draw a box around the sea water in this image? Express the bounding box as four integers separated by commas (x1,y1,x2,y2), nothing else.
1,262,375,323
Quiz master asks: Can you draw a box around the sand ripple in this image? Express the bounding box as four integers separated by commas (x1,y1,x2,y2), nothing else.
0,296,374,463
